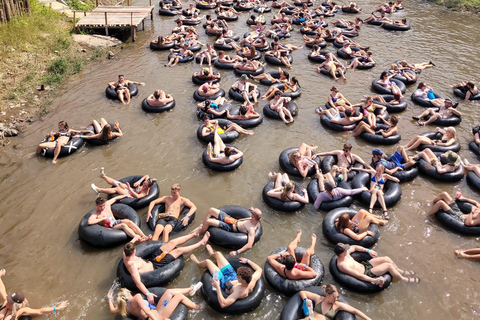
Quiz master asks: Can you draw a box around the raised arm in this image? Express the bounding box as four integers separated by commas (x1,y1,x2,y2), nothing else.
181,197,197,226
146,196,167,222
15,301,69,320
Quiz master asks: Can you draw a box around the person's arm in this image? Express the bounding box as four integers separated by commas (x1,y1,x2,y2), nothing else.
266,188,283,198
108,81,117,88
317,150,340,157
343,228,373,241
452,109,462,116
229,149,244,161
436,138,455,147
337,301,372,320
336,186,368,197
0,270,6,303
381,126,397,137
231,224,256,256
125,183,147,199
294,188,309,203
267,253,289,277
385,174,400,183
126,261,157,304
107,290,119,314
180,198,197,226
212,278,241,308
87,213,106,225
14,301,69,320
106,194,126,206
353,155,371,169
458,196,480,207
146,196,167,222
133,175,150,188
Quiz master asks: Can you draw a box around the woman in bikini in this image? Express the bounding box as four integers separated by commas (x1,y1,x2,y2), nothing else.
335,210,387,241
262,77,300,100
351,114,398,138
351,164,399,219
377,71,403,98
197,98,229,118
91,169,156,200
452,80,479,101
288,144,318,178
201,114,254,137
299,284,372,320
35,120,92,164
108,287,201,320
108,75,144,104
403,126,456,151
206,125,244,165
78,118,123,142
327,86,353,111
266,172,309,203
352,95,386,129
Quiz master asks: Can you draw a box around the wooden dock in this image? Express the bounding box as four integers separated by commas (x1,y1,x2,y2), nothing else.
73,1,154,41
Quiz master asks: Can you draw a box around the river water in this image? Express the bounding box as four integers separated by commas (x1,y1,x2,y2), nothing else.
1,0,480,319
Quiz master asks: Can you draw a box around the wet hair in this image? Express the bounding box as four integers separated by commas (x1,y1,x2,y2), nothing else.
273,36,280,42
171,183,181,190
154,90,161,99
289,151,301,165
291,76,300,88
322,284,338,295
124,243,135,256
467,81,475,88
116,288,130,317
417,82,427,89
240,105,249,115
201,113,210,121
281,181,294,201
95,197,106,205
225,146,235,157
206,14,211,19
237,267,253,283
274,90,282,97
345,109,353,117
251,14,255,19
375,163,385,171
284,254,296,270
380,71,388,79
312,44,319,51
336,213,352,232
343,143,352,150
204,100,211,111
58,120,69,130
101,124,113,141
390,115,399,126
118,74,124,78
401,18,406,23
202,68,210,76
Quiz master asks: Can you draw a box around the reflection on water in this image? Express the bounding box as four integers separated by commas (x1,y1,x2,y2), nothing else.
1,0,480,319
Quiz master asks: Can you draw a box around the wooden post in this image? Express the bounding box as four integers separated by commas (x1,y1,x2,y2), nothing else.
130,12,135,41
96,0,98,7
127,0,130,6
4,0,12,22
25,0,30,13
104,12,108,35
73,10,76,32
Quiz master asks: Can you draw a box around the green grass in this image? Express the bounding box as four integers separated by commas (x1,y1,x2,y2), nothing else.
429,0,480,12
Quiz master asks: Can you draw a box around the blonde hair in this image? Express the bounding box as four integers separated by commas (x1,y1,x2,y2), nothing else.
281,182,294,201
116,288,130,317
322,284,338,295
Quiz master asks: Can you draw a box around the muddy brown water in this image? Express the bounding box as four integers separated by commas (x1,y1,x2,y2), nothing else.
1,1,480,319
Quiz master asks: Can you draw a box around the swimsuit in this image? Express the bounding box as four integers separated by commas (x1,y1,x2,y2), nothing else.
217,210,239,232
57,129,71,138
371,175,385,185
103,216,123,228
156,215,178,228
206,124,225,134
149,248,176,268
361,260,377,278
218,264,238,291
314,303,335,320
330,94,338,103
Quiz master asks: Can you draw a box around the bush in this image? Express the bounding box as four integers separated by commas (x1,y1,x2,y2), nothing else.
48,58,68,74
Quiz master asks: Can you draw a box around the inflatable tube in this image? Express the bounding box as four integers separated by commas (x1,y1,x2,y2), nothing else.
359,124,401,145
78,204,140,248
329,252,392,293
83,123,119,146
264,246,324,296
372,154,419,183
322,207,380,247
195,55,218,64
227,108,264,128
417,158,464,182
308,53,326,63
423,114,461,126
197,119,239,143
233,65,265,76
262,181,306,212
201,258,265,314
39,136,84,158
341,6,361,13
270,82,302,99
196,2,216,9
259,71,283,86
193,88,226,102
254,5,271,12
306,40,327,48
435,200,480,236
410,92,443,108
263,101,298,120
234,3,253,11
207,205,263,249
106,84,138,100
217,14,238,21
213,59,235,69
150,41,175,50
214,42,237,51
279,147,320,177
391,69,417,85
467,171,480,193
371,78,406,94
373,94,407,113
469,140,480,156
342,30,359,38
116,287,187,320
202,144,243,171
294,0,313,6
336,48,355,60
246,18,266,25
228,87,261,102
108,175,160,209
141,97,175,113
236,50,262,60
416,132,461,153
321,155,362,181
307,180,354,211
320,114,357,132
192,72,220,85
382,22,410,31
265,53,293,66
167,53,194,63
117,241,185,290
453,88,480,100
319,66,346,79
351,172,402,208
196,102,232,119
280,286,355,320
147,203,195,234
180,19,202,26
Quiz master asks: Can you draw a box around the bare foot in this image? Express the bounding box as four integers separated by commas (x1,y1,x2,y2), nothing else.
52,160,57,164
311,233,317,245
245,130,255,135
454,249,461,256
206,244,215,256
295,229,302,243
268,172,278,180
190,254,200,264
192,224,203,237
130,235,142,244
0,269,5,277
200,232,210,245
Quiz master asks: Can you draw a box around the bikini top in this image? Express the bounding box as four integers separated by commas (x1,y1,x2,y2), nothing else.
330,94,338,102
57,129,71,138
371,175,385,185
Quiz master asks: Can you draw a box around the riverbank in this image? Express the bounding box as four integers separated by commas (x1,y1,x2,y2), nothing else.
0,0,119,145
429,0,480,13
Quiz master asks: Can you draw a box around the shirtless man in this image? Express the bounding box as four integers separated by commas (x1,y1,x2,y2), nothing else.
190,246,262,308
267,230,317,280
334,243,419,286
425,192,480,226
412,99,461,126
318,143,370,181
269,90,294,124
317,54,346,81
231,74,259,104
108,75,145,105
146,183,197,242
200,206,262,256
88,196,150,243
146,90,174,107
122,226,210,304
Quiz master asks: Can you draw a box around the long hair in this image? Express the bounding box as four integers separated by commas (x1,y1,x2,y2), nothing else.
116,288,130,317
281,182,294,201
336,213,351,232
101,124,113,141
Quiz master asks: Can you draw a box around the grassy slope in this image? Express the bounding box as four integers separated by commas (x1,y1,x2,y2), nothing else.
429,0,480,12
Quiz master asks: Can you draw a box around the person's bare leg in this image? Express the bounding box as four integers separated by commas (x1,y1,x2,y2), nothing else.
300,233,316,265
426,200,450,216
423,114,440,125
118,90,126,104
190,254,220,274
162,224,174,242
455,248,480,259
287,229,302,257
200,208,222,233
208,244,231,269
123,220,147,237
169,232,210,258
153,224,166,241
225,123,254,135
0,269,7,302
158,292,200,317
52,142,64,164
369,189,378,212
92,120,102,133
